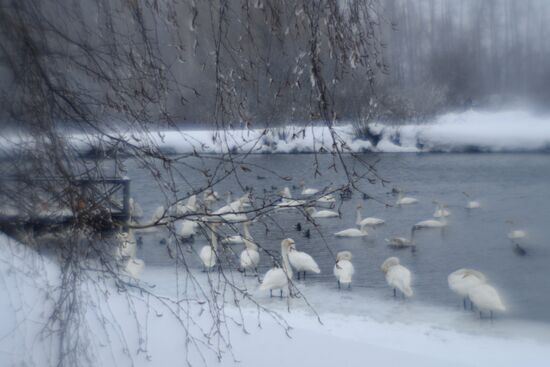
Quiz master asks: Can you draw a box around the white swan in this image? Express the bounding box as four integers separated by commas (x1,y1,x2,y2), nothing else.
448,268,487,309
173,195,197,217
334,251,354,289
239,238,260,275
463,192,481,209
199,223,219,271
116,230,144,279
412,217,447,235
203,189,219,208
287,241,321,280
466,201,481,209
151,205,167,224
281,187,292,199
468,283,506,318
385,236,415,249
124,258,145,279
277,199,306,208
317,194,336,204
116,230,137,260
222,221,252,244
433,203,451,218
260,238,294,297
300,181,319,196
355,205,385,226
396,192,418,206
334,224,369,237
275,187,306,208
306,207,339,218
508,229,527,240
179,220,198,240
213,194,251,215
129,198,143,219
381,257,413,298
203,198,248,223
225,191,232,205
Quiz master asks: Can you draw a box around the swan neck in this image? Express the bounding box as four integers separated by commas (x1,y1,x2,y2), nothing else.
281,244,293,279
243,222,251,239
356,208,362,225
210,226,218,250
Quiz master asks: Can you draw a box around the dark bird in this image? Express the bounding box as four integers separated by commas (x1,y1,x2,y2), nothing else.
295,222,302,232
304,229,311,238
514,243,527,256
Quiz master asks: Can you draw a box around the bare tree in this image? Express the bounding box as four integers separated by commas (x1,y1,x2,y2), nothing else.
0,1,386,366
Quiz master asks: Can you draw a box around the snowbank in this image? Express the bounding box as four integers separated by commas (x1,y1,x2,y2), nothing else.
370,109,550,153
3,109,550,156
1,234,549,367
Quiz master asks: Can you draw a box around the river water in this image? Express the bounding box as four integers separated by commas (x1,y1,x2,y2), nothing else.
127,153,550,323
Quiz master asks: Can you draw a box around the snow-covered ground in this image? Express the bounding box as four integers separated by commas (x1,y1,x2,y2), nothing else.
1,234,549,367
3,109,550,155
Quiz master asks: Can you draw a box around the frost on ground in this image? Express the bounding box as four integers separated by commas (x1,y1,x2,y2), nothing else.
1,234,549,367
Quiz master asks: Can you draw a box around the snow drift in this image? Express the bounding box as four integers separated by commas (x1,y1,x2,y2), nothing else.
2,234,550,367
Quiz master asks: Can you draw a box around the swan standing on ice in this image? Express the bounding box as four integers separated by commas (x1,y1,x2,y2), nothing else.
287,241,321,280
396,192,418,206
334,224,369,237
260,238,295,297
116,231,145,279
116,231,137,259
125,259,145,279
199,223,219,271
380,257,413,298
355,205,385,226
334,251,354,289
300,181,319,196
239,238,260,275
306,207,339,219
463,192,481,209
468,283,506,319
448,268,487,310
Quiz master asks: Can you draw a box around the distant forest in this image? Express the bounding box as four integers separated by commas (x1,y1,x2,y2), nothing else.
1,0,549,128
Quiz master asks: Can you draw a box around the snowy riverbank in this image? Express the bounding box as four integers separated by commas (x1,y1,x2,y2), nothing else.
2,109,550,156
1,234,549,367
84,109,550,154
